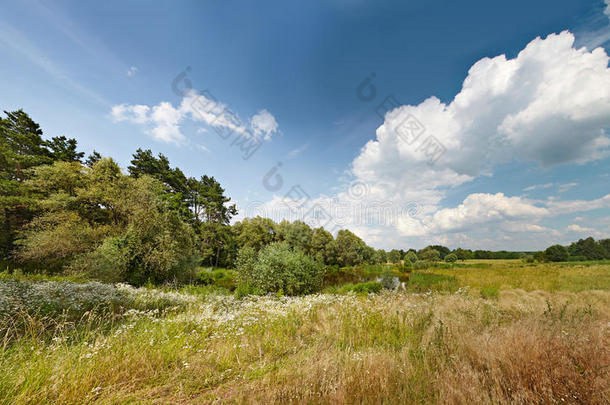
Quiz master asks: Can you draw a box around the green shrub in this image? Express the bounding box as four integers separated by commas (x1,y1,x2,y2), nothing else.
533,251,546,262
237,242,324,295
523,255,535,263
418,248,440,262
444,253,458,263
195,268,237,289
234,283,264,299
412,260,430,270
212,269,237,290
405,251,418,264
68,237,129,283
544,245,569,262
0,279,196,340
235,246,257,283
196,268,214,285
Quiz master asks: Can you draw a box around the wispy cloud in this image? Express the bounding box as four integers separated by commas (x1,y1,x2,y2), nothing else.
567,224,596,233
111,90,281,144
523,183,554,192
24,0,130,81
0,20,109,106
286,143,308,159
558,182,578,193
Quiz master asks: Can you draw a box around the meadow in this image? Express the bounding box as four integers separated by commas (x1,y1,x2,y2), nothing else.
1,260,609,404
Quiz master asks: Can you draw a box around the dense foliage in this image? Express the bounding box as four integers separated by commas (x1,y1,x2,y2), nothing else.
1,110,235,283
236,242,324,295
537,238,610,262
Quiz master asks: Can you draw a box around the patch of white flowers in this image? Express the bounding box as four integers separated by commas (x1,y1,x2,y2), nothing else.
0,280,125,317
115,283,197,309
0,279,197,323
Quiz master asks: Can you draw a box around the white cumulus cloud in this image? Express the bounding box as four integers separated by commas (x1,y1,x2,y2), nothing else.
396,193,549,237
340,31,610,246
231,31,610,249
250,109,280,140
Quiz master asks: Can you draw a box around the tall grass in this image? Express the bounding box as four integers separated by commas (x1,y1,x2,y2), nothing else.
0,288,608,404
0,261,608,403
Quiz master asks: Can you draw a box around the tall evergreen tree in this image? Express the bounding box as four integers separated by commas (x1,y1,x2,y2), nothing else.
45,136,84,162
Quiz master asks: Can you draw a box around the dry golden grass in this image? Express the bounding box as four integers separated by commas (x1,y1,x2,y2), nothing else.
198,291,610,404
1,265,609,404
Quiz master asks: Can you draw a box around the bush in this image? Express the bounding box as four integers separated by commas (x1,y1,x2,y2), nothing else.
419,248,440,262
0,279,126,321
444,253,458,263
412,260,430,270
405,251,418,264
212,269,237,290
236,242,324,295
235,246,257,284
523,255,535,263
234,283,264,299
70,237,129,283
196,268,214,285
544,245,569,262
0,279,196,340
533,251,546,262
196,267,237,289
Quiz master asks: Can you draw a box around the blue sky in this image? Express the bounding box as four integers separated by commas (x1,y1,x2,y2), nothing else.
2,0,610,250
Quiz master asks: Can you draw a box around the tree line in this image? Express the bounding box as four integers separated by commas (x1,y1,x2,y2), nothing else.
538,238,610,262
2,109,396,284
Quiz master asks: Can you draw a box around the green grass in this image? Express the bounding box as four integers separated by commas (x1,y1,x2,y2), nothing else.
1,288,608,404
480,285,499,299
406,272,459,292
429,260,610,293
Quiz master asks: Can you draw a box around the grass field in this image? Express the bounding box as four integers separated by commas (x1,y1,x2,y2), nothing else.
1,260,609,404
428,260,610,293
